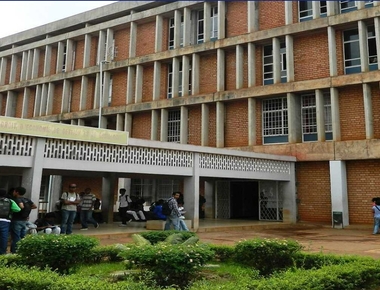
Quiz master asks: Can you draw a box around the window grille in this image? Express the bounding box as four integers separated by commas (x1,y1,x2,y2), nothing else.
340,0,357,13
263,42,287,85
156,179,180,200
263,97,288,144
168,16,184,49
168,110,181,143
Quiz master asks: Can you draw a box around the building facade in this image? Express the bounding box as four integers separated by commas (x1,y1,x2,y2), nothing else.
0,1,379,225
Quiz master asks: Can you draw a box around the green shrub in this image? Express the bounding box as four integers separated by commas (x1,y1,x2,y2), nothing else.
16,234,99,274
87,245,125,263
234,238,303,276
0,253,23,267
209,244,236,262
118,242,214,288
139,230,196,244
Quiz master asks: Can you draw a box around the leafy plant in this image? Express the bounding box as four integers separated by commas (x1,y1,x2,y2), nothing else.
139,230,196,244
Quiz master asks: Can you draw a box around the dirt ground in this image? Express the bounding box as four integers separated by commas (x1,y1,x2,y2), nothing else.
94,223,380,259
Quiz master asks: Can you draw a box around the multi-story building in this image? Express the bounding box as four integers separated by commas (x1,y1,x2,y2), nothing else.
0,1,379,225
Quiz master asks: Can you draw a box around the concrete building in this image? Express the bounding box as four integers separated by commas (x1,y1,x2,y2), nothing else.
0,1,379,226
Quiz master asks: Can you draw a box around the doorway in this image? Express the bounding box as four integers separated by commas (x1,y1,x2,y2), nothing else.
230,181,259,219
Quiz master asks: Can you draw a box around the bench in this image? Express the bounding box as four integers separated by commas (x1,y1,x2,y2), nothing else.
146,219,192,230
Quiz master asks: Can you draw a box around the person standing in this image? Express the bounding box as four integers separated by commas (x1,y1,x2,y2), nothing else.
0,188,20,255
373,199,380,235
118,188,133,226
79,188,99,230
164,192,182,231
60,184,81,234
10,186,37,253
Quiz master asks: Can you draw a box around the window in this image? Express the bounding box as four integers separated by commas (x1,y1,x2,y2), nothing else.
108,75,113,106
197,10,204,43
62,45,67,72
168,109,181,143
168,16,184,50
167,60,192,98
197,6,218,44
301,92,332,142
131,178,153,205
365,0,374,7
263,42,287,85
343,25,377,74
299,1,327,22
340,0,357,13
262,97,288,144
210,6,218,40
156,179,180,200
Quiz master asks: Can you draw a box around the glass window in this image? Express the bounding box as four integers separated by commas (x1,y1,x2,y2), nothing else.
263,43,287,85
263,97,288,144
368,25,378,69
299,1,313,21
168,109,181,143
168,60,192,98
210,6,218,40
108,76,113,107
340,0,357,13
62,45,67,72
343,28,360,74
168,17,184,50
197,7,218,43
197,10,204,43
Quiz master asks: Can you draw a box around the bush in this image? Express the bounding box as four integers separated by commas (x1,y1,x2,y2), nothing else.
209,244,236,262
16,234,99,273
234,238,303,276
139,230,196,244
118,243,215,288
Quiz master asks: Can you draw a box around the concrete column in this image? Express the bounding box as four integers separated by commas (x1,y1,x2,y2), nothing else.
204,181,214,219
102,174,117,223
182,55,190,97
216,102,225,148
124,112,132,133
248,98,257,146
0,93,3,115
126,66,135,104
49,175,62,212
56,41,65,73
153,61,161,101
281,164,297,223
284,1,293,25
160,108,168,142
83,34,91,68
155,15,163,52
204,2,211,42
286,35,294,82
183,7,191,46
135,65,143,103
218,1,226,39
247,1,259,32
180,106,188,144
375,17,380,70
61,79,71,113
21,138,45,223
20,51,28,81
329,161,349,227
315,89,326,142
151,110,159,140
287,93,302,143
105,28,114,62
363,83,374,139
5,91,16,117
236,45,244,89
273,38,281,84
43,45,52,77
71,119,78,125
248,43,256,87
328,27,338,76
357,0,365,9
102,71,111,108
327,1,337,16
116,113,124,131
191,54,200,95
77,119,85,126
201,103,209,146
34,85,42,117
94,73,100,109
0,57,7,85
312,1,321,19
129,22,137,58
97,30,106,64
31,48,39,79
26,50,33,80
217,49,225,92
183,153,200,230
65,39,74,72
330,87,341,141
375,1,380,6
172,57,180,98
21,88,30,118
174,10,182,49
358,21,369,72
79,76,88,111
9,54,18,83
39,83,48,116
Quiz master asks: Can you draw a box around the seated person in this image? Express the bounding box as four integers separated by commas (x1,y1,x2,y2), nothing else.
128,197,147,222
152,199,167,220
34,212,61,235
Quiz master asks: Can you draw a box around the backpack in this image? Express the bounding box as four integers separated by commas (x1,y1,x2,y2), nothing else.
162,200,172,216
149,202,156,212
0,197,11,219
19,198,32,219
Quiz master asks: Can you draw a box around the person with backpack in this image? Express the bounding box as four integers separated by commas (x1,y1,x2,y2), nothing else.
164,192,182,231
0,188,21,255
10,186,37,253
60,183,81,235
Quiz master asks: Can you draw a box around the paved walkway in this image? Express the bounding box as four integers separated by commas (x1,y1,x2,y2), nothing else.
76,220,380,259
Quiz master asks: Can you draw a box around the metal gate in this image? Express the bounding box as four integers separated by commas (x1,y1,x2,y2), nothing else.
259,181,283,221
216,181,230,219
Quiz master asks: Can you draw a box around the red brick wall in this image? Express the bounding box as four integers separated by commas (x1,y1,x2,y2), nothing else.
4,57,10,84
159,63,170,100
199,54,217,94
335,29,344,76
208,103,216,147
294,32,329,81
131,111,151,140
259,1,285,30
256,99,263,145
142,65,154,102
136,21,156,57
347,160,380,224
14,90,23,118
111,72,127,106
50,46,57,75
86,77,96,110
225,99,248,147
70,80,81,112
74,39,84,70
114,28,130,61
90,37,99,67
38,50,45,78
226,1,247,37
372,84,380,139
339,85,366,141
27,89,36,118
296,161,332,223
225,49,236,91
15,54,22,83
188,105,201,146
255,46,263,86
52,82,63,115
